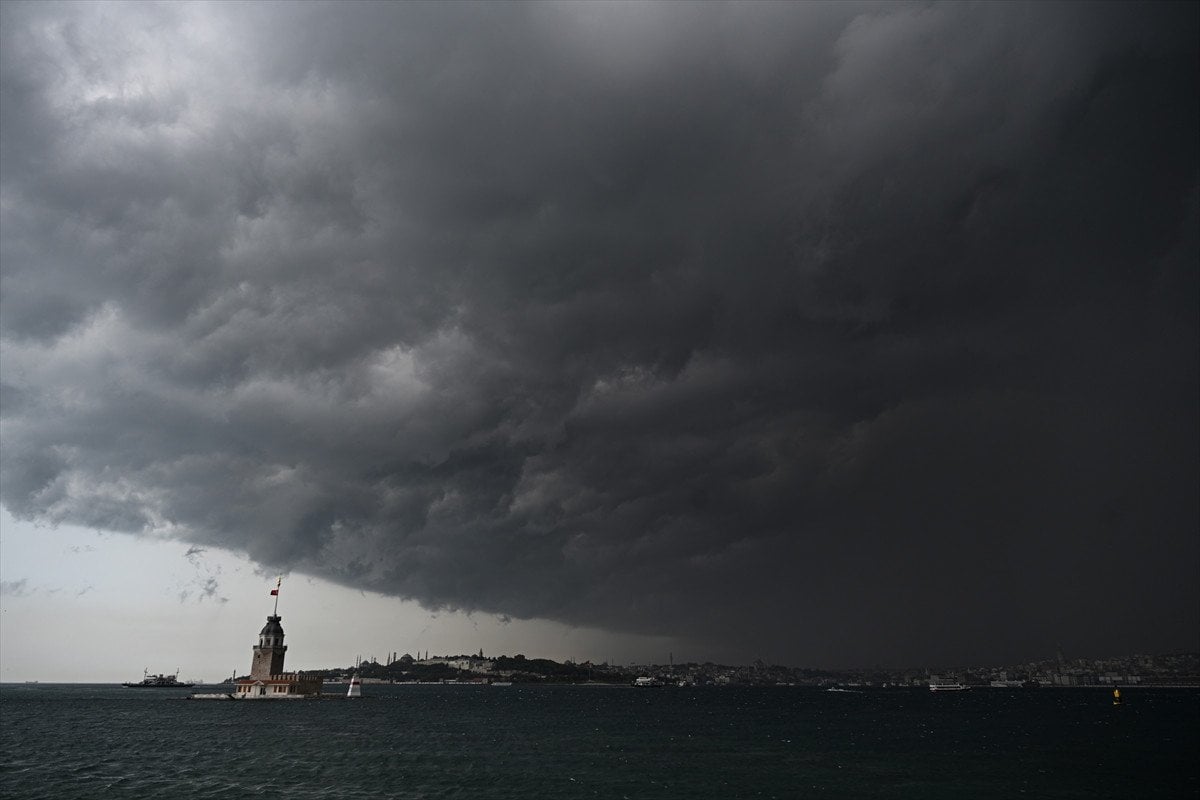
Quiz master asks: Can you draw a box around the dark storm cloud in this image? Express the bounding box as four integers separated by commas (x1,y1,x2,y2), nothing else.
1,1,1196,666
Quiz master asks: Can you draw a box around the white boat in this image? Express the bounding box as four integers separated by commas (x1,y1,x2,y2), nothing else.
632,676,664,687
929,681,968,691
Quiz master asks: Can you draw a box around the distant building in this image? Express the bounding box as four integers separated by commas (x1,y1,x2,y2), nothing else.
234,594,321,699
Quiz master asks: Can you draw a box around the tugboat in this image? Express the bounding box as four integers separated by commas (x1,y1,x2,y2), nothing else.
122,669,194,688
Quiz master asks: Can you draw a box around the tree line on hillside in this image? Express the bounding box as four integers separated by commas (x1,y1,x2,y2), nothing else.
299,655,639,684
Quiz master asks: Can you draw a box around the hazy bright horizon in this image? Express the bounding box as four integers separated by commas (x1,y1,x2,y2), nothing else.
0,507,689,683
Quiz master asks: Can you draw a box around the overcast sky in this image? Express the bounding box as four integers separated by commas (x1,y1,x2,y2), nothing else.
1,1,1196,677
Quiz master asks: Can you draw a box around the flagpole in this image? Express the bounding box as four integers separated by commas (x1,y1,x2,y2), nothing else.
273,578,280,616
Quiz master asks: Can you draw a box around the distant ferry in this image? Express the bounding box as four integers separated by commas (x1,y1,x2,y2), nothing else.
123,670,194,688
929,681,968,692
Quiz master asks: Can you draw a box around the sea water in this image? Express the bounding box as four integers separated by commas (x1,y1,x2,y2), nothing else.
1,684,1196,799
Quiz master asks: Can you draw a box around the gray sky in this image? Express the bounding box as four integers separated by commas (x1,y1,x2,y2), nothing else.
1,1,1196,675
0,507,674,682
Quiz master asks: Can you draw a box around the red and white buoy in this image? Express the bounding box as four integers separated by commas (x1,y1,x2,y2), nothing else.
346,672,362,698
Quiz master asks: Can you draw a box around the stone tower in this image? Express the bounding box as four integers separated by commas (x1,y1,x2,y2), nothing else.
250,615,287,679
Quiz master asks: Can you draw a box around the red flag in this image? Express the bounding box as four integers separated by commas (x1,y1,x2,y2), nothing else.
270,577,281,596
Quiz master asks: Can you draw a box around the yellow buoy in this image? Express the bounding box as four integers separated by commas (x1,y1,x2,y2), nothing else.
1112,687,1122,706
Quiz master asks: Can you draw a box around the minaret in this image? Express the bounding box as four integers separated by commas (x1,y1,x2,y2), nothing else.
250,577,287,679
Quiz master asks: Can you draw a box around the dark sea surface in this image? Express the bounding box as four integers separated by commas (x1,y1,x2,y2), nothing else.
1,683,1196,799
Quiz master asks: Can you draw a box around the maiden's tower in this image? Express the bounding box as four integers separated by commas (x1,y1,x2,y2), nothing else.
233,578,321,699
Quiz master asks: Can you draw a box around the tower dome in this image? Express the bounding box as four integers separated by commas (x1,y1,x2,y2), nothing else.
258,616,285,648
